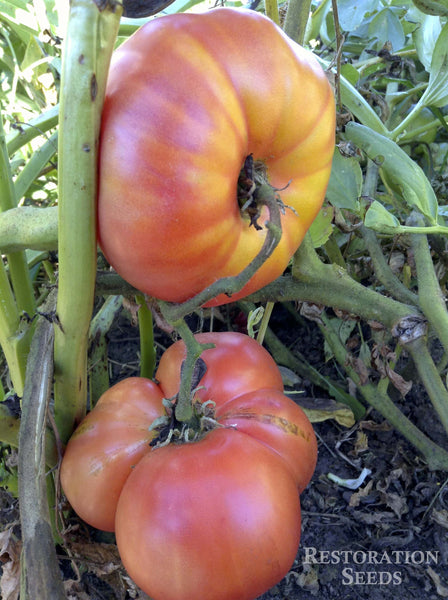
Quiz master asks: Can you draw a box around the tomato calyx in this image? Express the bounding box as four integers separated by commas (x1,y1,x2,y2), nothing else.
149,357,223,448
149,396,222,448
237,154,270,230
237,154,295,230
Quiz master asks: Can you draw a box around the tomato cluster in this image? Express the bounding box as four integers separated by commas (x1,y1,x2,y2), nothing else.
61,332,317,600
64,6,333,599
97,7,335,306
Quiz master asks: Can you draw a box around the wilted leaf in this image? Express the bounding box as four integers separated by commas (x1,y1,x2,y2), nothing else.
385,363,413,396
380,491,409,518
297,397,356,427
68,541,122,576
349,479,374,507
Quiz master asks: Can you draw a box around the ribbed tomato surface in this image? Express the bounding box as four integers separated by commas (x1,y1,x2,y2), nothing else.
97,8,335,305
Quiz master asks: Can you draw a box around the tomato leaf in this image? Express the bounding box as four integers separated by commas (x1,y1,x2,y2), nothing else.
326,147,362,212
364,201,401,234
419,20,448,108
346,122,439,223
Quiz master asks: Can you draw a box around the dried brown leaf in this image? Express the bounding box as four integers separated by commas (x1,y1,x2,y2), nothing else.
0,527,21,600
349,479,374,508
68,541,122,576
385,364,413,397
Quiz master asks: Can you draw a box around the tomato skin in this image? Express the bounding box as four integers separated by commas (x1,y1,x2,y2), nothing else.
115,428,301,600
155,331,284,405
60,378,165,532
97,8,335,305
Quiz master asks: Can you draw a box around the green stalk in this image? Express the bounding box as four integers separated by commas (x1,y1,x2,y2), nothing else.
53,0,122,444
360,160,418,306
289,234,418,329
405,336,448,436
283,0,311,43
0,265,30,395
136,294,157,379
158,304,214,423
14,131,58,202
410,216,448,355
6,105,59,157
265,0,280,25
0,206,58,253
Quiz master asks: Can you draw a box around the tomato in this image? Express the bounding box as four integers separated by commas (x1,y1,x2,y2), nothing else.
60,378,165,531
115,429,301,600
97,8,335,306
61,332,317,599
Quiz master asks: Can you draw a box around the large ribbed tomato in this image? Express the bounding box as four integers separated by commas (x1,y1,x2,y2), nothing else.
60,332,317,599
97,8,335,306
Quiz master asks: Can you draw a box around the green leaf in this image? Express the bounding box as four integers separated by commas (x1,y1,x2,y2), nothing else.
419,20,448,107
340,63,360,85
309,205,334,248
337,0,379,31
345,122,439,223
326,147,362,212
368,8,406,51
339,73,390,135
408,7,442,71
364,200,401,234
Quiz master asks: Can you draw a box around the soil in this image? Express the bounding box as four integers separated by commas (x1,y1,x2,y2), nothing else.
1,301,448,600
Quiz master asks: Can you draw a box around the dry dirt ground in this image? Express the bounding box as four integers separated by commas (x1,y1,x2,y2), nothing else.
1,303,447,599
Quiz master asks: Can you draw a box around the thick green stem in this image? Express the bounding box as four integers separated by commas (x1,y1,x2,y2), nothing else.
0,260,28,394
288,234,418,329
320,312,448,471
360,160,418,306
283,0,311,44
410,215,448,355
0,206,58,253
54,0,122,444
405,336,448,436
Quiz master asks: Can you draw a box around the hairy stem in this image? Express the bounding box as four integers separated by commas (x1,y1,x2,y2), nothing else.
54,0,122,443
283,0,311,44
410,213,448,355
